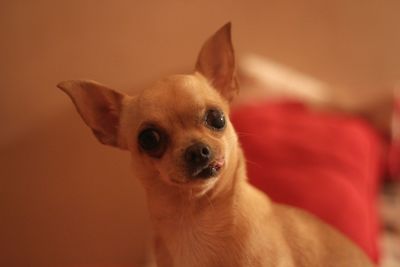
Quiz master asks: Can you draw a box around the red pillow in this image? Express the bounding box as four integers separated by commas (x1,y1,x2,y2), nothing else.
231,101,384,263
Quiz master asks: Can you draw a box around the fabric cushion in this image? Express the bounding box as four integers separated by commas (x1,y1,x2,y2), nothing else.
231,101,384,263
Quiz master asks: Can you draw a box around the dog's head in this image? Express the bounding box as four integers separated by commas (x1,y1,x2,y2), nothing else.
58,23,239,192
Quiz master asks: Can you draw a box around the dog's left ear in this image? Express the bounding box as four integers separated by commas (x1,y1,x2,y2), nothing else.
57,80,128,149
195,22,239,102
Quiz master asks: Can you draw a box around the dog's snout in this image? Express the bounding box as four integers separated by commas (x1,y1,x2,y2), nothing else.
185,142,212,166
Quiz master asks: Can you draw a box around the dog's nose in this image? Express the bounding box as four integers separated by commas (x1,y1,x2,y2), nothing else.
185,142,212,167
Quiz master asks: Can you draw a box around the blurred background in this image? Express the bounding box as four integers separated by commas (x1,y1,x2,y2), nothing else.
1,1,400,267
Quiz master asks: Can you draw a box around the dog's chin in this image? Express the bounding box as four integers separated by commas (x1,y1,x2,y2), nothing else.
169,176,219,197
192,159,224,179
168,159,225,189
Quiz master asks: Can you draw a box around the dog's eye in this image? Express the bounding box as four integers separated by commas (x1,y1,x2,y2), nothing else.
205,109,226,130
138,129,162,152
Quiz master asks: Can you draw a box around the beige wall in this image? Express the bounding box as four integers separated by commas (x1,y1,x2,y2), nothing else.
1,1,400,266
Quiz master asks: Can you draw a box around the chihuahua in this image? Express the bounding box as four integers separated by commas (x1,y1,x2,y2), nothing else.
58,23,374,267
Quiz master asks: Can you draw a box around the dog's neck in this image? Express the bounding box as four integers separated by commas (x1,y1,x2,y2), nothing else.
143,145,254,266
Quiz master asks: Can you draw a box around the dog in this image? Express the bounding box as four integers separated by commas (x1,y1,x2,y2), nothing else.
58,23,374,267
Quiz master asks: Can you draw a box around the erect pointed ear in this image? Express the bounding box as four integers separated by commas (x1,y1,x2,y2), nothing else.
57,80,128,149
195,22,239,102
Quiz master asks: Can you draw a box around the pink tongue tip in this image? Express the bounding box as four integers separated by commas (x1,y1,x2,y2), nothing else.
214,158,225,168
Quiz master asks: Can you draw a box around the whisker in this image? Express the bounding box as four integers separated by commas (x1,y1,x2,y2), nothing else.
235,131,260,138
244,159,263,168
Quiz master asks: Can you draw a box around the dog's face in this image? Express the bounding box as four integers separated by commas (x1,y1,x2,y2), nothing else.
122,73,237,189
58,23,238,191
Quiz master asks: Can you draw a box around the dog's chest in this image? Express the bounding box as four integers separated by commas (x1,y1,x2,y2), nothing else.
155,213,238,267
165,223,220,266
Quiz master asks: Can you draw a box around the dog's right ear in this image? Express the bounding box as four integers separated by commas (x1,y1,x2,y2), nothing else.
57,80,128,149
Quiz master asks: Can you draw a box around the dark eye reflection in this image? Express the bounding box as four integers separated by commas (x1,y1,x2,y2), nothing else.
138,128,166,157
205,109,226,130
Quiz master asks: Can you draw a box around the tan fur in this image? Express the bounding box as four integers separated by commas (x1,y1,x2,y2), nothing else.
58,23,375,266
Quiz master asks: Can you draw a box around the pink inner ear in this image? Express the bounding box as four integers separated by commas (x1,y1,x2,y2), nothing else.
88,90,124,147
92,104,120,146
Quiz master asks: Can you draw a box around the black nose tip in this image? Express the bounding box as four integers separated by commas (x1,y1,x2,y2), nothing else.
185,142,212,167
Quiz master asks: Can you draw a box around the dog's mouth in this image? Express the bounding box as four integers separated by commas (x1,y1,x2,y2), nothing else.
169,158,225,185
192,158,225,179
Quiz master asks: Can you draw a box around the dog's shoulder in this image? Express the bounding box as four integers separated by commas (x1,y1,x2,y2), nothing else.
270,204,375,267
